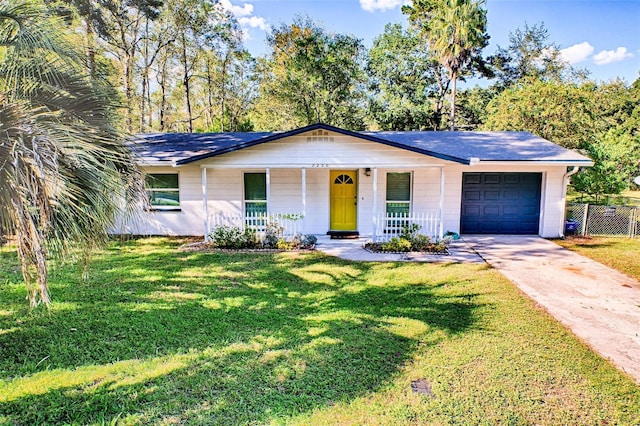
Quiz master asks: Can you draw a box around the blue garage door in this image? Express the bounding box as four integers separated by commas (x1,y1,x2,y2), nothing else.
461,173,542,234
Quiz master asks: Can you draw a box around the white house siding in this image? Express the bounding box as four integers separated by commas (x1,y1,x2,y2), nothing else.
442,164,569,238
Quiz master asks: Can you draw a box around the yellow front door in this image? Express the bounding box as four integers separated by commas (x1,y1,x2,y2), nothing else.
330,170,358,231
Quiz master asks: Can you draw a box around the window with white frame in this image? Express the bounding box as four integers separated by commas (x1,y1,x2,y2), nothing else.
244,172,267,218
386,172,411,216
146,173,180,210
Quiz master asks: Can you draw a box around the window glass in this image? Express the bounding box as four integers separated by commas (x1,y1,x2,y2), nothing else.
244,173,267,217
146,174,180,210
244,173,266,201
386,172,411,215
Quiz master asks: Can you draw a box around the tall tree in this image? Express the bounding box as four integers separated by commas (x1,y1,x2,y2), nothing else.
253,16,367,130
164,0,239,132
0,0,144,307
483,79,595,149
488,22,584,90
367,23,449,130
95,0,163,131
403,0,489,130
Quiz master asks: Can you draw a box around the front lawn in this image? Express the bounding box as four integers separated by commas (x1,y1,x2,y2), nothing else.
1,238,638,425
555,236,640,282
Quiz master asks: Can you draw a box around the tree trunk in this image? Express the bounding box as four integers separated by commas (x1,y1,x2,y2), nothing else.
449,69,457,131
220,55,228,132
158,58,167,131
86,19,96,79
182,42,193,133
140,18,150,132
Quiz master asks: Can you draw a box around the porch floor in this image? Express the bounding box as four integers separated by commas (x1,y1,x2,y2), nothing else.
314,235,484,263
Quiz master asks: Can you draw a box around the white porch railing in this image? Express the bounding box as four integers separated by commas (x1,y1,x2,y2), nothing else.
208,211,304,238
373,211,442,242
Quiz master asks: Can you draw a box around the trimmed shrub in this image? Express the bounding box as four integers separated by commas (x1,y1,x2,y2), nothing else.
209,226,259,249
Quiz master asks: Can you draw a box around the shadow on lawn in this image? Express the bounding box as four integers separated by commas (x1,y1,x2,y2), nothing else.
0,238,483,424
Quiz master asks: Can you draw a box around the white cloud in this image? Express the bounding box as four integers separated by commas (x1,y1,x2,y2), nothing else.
593,47,634,65
360,0,406,12
219,0,253,17
238,16,269,31
560,42,594,64
219,0,268,39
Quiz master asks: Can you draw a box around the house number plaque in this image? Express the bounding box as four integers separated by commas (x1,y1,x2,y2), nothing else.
310,163,329,168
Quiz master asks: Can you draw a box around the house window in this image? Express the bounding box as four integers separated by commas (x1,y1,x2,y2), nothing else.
146,173,180,210
244,173,267,219
386,172,411,216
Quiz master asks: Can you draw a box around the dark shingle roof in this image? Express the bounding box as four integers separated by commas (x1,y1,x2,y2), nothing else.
130,123,592,166
364,131,591,163
130,132,275,164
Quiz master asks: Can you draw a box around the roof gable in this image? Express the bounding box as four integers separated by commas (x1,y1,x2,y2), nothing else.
130,123,592,166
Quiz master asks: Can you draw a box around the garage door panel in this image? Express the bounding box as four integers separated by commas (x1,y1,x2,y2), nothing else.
464,190,481,200
502,190,520,200
483,174,501,184
461,172,541,235
483,190,500,200
463,206,481,216
502,206,521,215
484,206,500,215
464,174,481,184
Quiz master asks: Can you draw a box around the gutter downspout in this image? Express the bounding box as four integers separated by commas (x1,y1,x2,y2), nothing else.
561,166,580,237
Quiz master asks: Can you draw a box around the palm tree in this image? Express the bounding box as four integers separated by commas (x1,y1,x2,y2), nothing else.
0,1,144,307
404,0,488,130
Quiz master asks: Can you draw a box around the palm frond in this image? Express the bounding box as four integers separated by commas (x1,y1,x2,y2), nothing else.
0,0,145,307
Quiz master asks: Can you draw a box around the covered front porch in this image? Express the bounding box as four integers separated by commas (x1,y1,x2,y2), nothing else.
200,165,447,242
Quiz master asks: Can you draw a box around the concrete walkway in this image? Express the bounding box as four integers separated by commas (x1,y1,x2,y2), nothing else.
315,234,640,384
464,235,640,384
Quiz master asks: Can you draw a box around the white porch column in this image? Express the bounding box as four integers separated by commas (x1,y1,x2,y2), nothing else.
202,167,209,242
301,167,307,233
439,167,445,239
266,167,271,215
372,167,378,240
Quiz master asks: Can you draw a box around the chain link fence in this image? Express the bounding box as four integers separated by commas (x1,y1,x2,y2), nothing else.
566,203,639,237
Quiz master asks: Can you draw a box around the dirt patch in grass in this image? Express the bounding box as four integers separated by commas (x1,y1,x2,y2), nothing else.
556,236,640,282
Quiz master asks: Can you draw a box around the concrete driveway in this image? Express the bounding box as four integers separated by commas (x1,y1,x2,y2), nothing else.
463,235,640,384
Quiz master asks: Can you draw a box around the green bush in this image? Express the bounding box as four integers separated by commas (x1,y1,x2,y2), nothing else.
410,234,432,251
301,234,317,249
399,223,421,241
263,221,283,248
209,225,259,249
276,238,295,250
381,237,412,252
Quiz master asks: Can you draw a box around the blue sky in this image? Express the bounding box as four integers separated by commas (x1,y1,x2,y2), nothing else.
220,0,640,85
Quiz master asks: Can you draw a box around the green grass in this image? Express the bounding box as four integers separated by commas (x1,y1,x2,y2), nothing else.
1,238,639,425
556,236,640,282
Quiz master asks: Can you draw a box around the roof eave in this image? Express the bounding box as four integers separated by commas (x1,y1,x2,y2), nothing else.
471,160,594,167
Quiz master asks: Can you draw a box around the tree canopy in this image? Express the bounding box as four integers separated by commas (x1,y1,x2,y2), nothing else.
367,23,448,130
403,0,489,130
252,16,367,130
